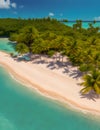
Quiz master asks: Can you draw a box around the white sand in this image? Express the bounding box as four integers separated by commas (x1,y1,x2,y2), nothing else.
0,51,100,115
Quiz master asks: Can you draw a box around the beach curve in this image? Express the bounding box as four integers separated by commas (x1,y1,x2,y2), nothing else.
0,51,100,115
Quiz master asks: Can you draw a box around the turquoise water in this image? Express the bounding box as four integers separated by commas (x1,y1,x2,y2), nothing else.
0,67,100,130
0,39,100,130
0,38,16,53
63,22,100,29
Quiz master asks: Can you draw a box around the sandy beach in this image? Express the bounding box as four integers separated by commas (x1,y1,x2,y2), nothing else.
0,51,100,115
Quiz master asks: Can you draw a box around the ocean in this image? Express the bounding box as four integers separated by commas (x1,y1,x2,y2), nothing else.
63,21,100,29
0,37,100,130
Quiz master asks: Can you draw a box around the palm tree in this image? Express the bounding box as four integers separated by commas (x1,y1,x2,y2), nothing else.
93,20,96,24
31,37,47,60
67,40,83,65
80,70,100,95
73,20,82,31
16,43,29,55
17,26,39,52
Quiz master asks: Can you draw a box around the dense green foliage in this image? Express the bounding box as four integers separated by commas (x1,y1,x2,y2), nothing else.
80,69,100,94
1,18,100,95
0,17,67,37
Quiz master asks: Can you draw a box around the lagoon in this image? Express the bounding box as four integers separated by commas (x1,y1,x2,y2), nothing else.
63,21,100,29
0,38,16,53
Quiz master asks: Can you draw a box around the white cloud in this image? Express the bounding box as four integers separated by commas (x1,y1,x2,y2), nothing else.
94,16,100,21
49,12,54,17
11,2,16,8
0,0,17,9
19,5,24,9
0,0,10,9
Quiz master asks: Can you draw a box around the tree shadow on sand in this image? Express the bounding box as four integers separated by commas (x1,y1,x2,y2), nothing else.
47,60,72,70
69,69,83,79
30,54,83,79
15,54,83,80
63,66,83,79
80,91,99,102
32,59,47,64
47,61,63,70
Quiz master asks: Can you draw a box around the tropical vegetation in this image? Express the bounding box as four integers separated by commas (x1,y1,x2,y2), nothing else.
0,18,100,96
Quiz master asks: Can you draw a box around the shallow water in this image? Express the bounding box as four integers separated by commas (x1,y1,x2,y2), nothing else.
0,39,100,130
0,38,16,53
63,21,100,29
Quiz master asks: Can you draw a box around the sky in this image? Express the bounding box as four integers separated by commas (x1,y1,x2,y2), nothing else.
0,0,100,20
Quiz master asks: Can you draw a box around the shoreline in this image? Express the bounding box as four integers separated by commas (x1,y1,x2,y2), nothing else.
1,51,100,116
